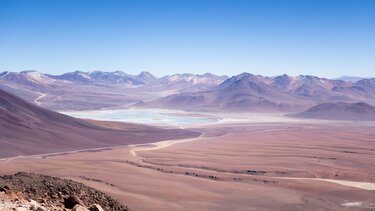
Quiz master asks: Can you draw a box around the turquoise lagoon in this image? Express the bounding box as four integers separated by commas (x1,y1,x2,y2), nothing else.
63,109,218,126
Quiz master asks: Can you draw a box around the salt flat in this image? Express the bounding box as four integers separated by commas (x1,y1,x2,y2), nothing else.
62,108,219,126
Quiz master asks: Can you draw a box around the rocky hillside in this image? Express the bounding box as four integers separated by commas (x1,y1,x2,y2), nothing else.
0,172,129,211
0,88,200,158
290,102,375,121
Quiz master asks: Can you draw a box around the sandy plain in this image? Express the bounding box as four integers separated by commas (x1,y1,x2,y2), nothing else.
1,112,375,210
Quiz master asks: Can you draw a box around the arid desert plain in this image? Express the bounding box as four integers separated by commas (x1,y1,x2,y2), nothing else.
1,111,375,211
3,1,375,210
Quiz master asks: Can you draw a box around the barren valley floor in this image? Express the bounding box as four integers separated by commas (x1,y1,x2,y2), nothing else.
1,119,375,210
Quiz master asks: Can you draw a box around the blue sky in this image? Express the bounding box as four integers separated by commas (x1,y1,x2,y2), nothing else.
0,0,374,77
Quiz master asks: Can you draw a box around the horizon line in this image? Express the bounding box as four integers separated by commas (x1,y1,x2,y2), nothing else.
0,69,373,79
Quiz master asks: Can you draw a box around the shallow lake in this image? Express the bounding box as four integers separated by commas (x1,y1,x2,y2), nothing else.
63,109,218,126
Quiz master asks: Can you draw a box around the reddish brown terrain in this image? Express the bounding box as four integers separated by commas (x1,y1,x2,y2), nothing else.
1,120,375,210
1,87,375,210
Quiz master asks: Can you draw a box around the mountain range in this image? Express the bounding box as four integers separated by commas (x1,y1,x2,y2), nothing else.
1,70,374,112
144,73,375,112
0,70,228,110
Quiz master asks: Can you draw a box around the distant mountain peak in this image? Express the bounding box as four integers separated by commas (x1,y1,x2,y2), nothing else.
72,70,86,74
236,72,253,78
88,70,103,74
138,71,156,78
0,70,56,86
299,75,319,80
272,74,295,90
202,73,215,77
112,71,131,77
136,71,158,83
223,73,263,84
20,70,38,73
234,72,267,82
217,72,270,92
0,71,10,78
139,71,152,75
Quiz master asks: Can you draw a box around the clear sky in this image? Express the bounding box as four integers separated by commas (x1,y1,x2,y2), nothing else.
0,0,374,78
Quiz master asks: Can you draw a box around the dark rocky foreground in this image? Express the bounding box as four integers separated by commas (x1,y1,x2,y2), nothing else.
0,172,130,211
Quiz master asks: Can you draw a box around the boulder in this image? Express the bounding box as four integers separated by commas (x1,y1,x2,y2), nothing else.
29,199,39,210
0,185,9,192
64,195,84,209
72,204,90,211
89,204,105,211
